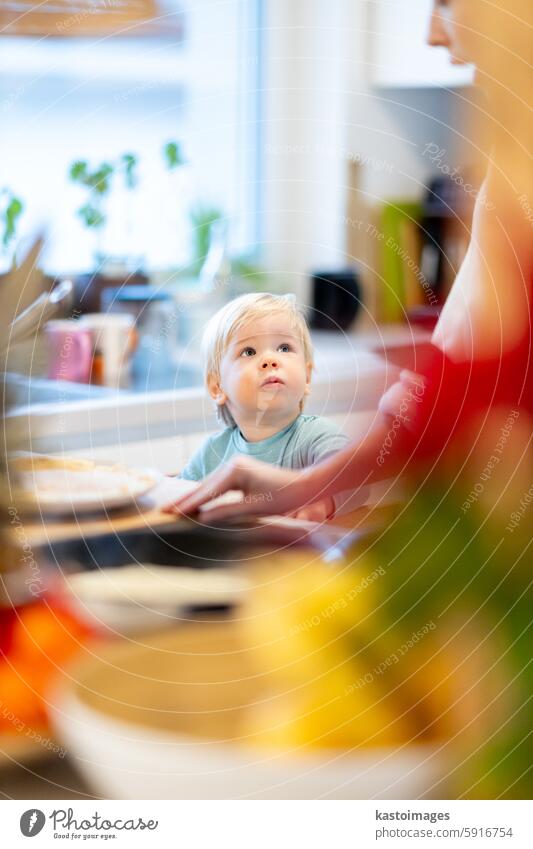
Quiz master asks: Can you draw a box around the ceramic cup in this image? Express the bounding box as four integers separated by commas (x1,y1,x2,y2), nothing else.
45,320,94,383
79,313,136,387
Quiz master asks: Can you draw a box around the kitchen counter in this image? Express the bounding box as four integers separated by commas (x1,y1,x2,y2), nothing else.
6,326,431,470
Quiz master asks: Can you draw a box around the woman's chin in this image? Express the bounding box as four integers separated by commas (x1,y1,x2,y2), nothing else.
449,53,468,67
449,55,481,88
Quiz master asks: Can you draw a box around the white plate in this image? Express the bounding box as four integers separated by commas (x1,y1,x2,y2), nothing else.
11,454,160,514
63,565,249,633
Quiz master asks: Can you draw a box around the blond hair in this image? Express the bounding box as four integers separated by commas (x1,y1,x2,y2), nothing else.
201,292,313,426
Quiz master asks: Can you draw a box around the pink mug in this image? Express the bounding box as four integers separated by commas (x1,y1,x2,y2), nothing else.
45,320,94,383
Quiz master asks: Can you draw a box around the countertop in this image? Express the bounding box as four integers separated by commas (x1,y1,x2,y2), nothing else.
6,325,431,455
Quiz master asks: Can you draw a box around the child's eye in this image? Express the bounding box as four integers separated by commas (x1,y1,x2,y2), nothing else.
240,347,256,357
278,343,291,353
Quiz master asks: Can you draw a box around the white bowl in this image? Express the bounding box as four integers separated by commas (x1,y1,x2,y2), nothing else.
52,695,444,800
62,566,249,634
49,623,445,800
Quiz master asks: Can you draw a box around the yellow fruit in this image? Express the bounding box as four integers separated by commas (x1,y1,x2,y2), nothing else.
242,552,417,749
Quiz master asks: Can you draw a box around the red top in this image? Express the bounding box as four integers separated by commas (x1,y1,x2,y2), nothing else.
409,328,532,462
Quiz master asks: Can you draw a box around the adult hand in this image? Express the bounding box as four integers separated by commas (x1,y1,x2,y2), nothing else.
163,455,318,523
291,497,336,523
378,369,426,431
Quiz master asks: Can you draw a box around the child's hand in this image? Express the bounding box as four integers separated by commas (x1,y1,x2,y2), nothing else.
292,497,335,523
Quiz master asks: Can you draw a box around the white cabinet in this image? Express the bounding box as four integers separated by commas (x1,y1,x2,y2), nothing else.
369,0,474,88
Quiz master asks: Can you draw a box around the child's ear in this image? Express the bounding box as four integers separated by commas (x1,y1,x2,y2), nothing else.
207,373,227,406
304,361,312,396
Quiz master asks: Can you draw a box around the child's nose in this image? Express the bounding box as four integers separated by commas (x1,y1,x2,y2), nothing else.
262,355,278,369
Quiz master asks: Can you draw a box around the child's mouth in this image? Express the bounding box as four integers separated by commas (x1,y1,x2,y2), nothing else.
261,376,284,387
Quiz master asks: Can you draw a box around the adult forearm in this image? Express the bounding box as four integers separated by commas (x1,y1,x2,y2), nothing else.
299,415,409,504
166,415,414,521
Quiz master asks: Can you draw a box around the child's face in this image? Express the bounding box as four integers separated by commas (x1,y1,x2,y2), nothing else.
210,312,312,428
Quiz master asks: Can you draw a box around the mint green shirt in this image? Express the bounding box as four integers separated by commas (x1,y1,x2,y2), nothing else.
180,414,350,481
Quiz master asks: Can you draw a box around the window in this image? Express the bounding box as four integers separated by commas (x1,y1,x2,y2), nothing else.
0,0,261,274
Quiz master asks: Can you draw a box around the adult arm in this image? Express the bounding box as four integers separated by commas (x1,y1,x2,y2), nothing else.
165,411,409,522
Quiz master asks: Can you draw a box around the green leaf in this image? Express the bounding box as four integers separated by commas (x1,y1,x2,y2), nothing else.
69,160,88,182
189,204,224,277
2,194,23,248
89,163,114,196
78,203,104,229
231,255,264,287
163,141,184,170
121,153,138,190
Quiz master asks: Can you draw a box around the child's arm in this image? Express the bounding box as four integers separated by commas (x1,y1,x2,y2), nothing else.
178,441,209,481
178,429,234,482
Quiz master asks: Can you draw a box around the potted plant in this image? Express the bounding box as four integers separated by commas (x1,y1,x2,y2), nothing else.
68,153,147,312
161,139,264,295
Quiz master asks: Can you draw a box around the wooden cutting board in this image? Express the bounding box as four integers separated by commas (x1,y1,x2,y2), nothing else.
11,474,374,550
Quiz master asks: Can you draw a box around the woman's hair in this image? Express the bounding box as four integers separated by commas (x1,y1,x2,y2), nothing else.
201,292,314,426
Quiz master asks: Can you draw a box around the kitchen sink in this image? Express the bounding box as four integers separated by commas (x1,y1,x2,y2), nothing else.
4,360,203,410
4,373,116,408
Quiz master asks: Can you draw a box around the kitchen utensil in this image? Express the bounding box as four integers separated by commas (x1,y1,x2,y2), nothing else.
0,237,46,337
7,278,74,351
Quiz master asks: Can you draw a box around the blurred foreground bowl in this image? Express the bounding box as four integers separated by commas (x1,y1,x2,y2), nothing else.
49,620,445,800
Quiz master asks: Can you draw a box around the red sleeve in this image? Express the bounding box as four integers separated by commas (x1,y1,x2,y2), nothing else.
405,336,532,462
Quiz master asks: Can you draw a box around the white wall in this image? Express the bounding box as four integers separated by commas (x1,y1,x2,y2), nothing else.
262,0,351,302
261,0,476,305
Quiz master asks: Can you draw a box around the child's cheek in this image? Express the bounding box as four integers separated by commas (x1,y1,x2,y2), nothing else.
237,366,253,396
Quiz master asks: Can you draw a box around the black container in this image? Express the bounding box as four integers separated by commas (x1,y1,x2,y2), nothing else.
72,270,149,315
308,268,362,331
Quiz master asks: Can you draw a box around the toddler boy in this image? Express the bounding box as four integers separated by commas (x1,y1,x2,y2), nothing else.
180,292,353,521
